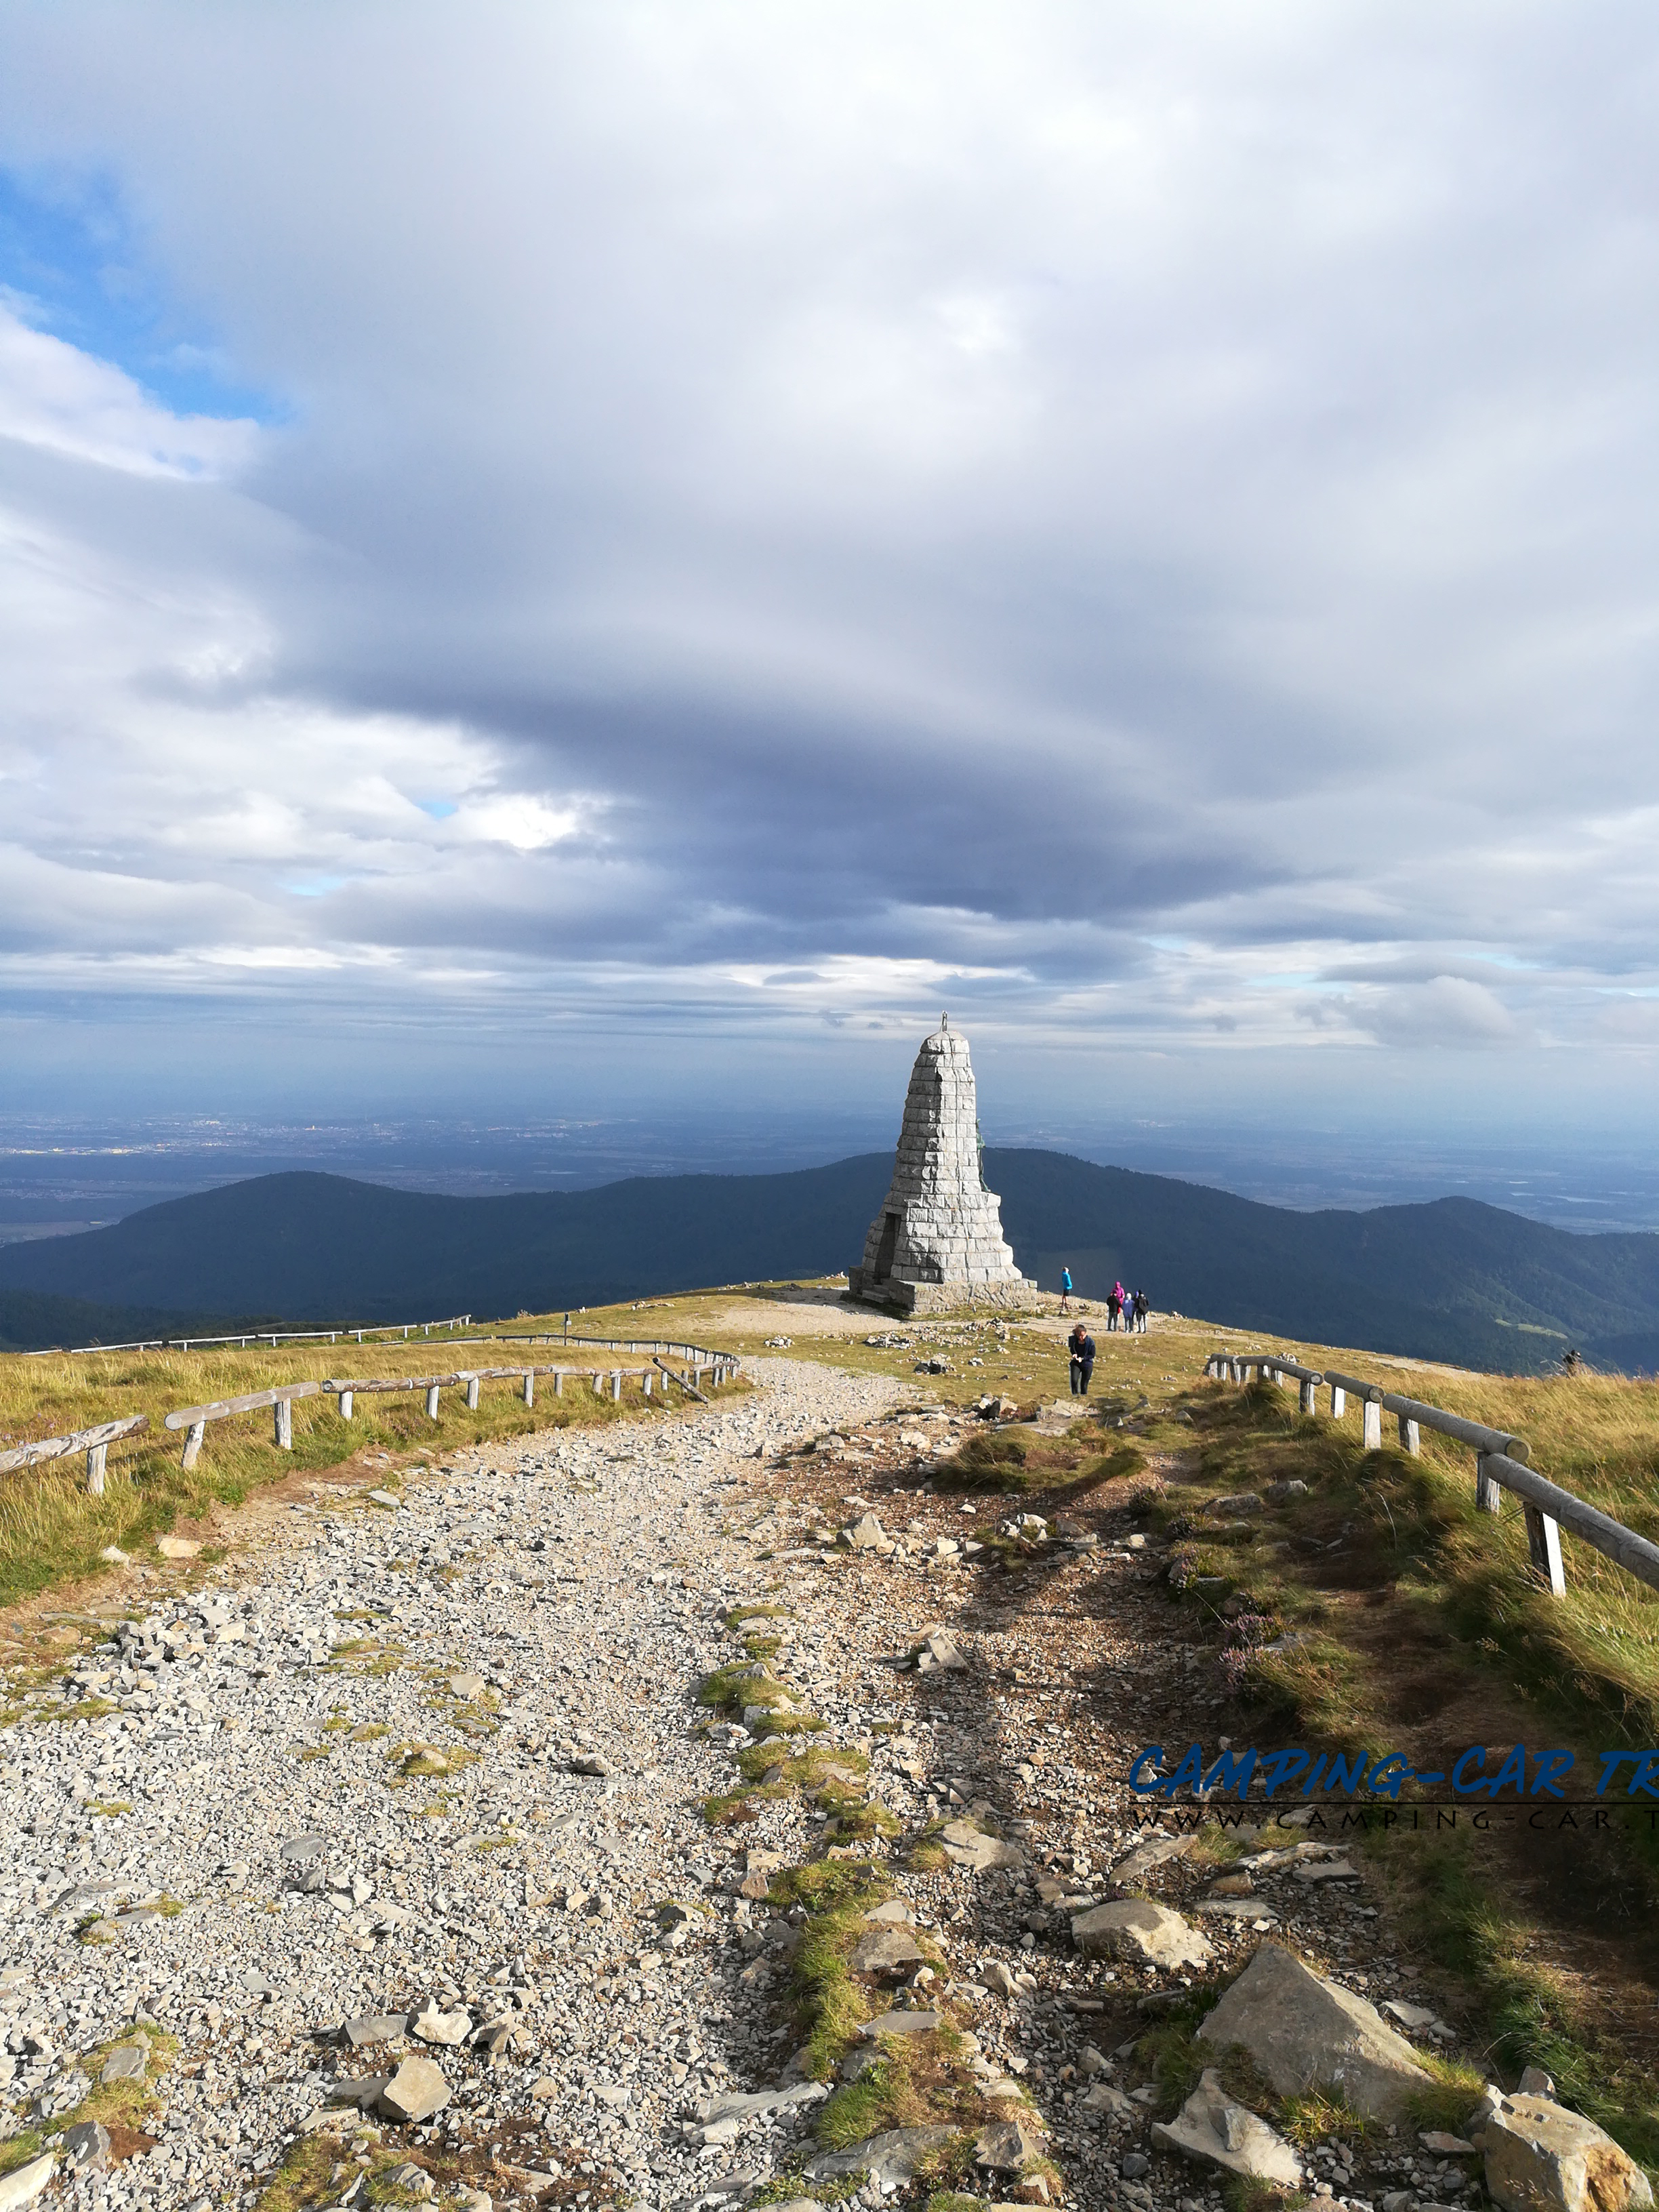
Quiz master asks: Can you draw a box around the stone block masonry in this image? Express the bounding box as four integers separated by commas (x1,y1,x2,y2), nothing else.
848,1016,1032,1315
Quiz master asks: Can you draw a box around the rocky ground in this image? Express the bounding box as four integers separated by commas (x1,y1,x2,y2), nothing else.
0,1357,1633,2212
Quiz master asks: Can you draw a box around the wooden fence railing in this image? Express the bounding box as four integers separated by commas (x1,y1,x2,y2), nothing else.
1203,1350,1659,1601
26,1315,475,1357
0,1416,150,1496
162,1343,739,1466
1,1340,739,1490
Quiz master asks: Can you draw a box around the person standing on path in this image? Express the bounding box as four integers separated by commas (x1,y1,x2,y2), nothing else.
1132,1288,1149,1334
1059,1265,1072,1313
1069,1321,1097,1396
1107,1284,1123,1332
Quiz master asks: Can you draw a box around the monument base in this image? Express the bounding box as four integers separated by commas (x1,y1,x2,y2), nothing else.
845,1271,1036,1316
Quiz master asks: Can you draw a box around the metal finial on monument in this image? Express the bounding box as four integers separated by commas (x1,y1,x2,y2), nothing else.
941,1011,948,1029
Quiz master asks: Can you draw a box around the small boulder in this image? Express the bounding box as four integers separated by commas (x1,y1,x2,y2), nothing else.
379,2055,451,2125
343,2012,409,2048
1151,2067,1303,2187
62,2121,110,2173
1071,1899,1214,1971
100,2045,146,2085
1197,1944,1430,2117
857,2009,942,2039
850,1927,925,1975
982,1960,1020,1999
449,1672,487,1699
838,1511,890,1551
1205,1492,1263,1517
411,2002,471,2047
155,1535,200,1559
941,1819,1025,1872
975,2114,1048,2173
1081,2084,1139,2121
569,1752,613,1778
1476,2091,1653,2212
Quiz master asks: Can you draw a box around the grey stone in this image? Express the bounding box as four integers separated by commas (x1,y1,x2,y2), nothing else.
411,2002,471,2047
328,2074,392,2109
857,2009,943,2039
982,1960,1020,1999
941,1818,1025,1872
100,2044,146,2085
1110,1832,1200,1886
1120,2152,1151,2179
1206,1492,1263,1517
343,2012,409,2047
569,1751,613,1776
804,2125,961,2187
449,1672,487,1698
379,2055,451,2124
1519,2065,1558,2097
1151,2068,1303,2187
1071,1899,1214,1970
850,1927,925,1974
0,2156,57,2211
1197,1944,1431,2117
975,2114,1048,2171
1476,2092,1653,2212
838,1512,889,1552
1081,2084,1139,2121
848,1020,1031,1313
62,2121,111,2172
281,1832,329,1864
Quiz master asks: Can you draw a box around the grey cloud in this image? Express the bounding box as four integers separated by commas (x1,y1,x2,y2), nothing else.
0,3,1658,1120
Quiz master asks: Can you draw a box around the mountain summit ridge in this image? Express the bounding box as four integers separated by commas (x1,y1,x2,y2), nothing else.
3,1150,1658,1373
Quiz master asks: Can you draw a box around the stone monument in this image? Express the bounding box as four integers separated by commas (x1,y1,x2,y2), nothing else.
848,1016,1032,1315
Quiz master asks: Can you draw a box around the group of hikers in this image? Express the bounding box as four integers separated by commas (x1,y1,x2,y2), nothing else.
1059,1268,1150,1396
1058,1267,1147,1330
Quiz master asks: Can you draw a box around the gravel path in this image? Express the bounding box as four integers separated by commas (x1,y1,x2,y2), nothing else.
0,1357,1462,2212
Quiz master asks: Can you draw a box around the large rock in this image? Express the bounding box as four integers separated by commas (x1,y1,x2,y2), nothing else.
838,1512,890,1552
857,2009,942,2039
1474,2090,1654,2212
0,2158,54,2212
1152,2068,1303,2187
1071,1899,1214,1970
379,2055,451,2124
1198,1944,1430,2116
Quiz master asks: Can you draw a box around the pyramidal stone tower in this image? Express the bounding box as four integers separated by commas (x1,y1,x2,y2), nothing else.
848,1017,1031,1315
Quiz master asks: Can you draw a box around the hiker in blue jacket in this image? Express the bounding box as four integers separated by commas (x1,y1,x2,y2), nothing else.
1069,1322,1096,1396
1059,1265,1073,1314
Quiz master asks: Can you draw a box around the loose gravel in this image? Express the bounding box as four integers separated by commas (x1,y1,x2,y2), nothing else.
0,1357,1469,2212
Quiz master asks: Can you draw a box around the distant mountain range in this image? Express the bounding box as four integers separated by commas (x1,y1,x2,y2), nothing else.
3,1149,1658,1374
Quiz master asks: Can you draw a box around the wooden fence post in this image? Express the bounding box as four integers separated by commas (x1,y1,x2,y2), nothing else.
1362,1396,1382,1450
1398,1414,1420,1456
465,1376,480,1410
644,1372,653,1396
1299,1378,1317,1415
425,1385,441,1419
553,1371,562,1397
340,1391,354,1422
523,1371,535,1408
1331,1385,1346,1417
87,1443,107,1496
275,1399,293,1450
181,1420,206,1470
1525,1504,1567,1595
1475,1452,1504,1514
611,1372,623,1402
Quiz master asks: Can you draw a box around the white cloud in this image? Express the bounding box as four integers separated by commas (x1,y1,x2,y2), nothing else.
0,301,255,478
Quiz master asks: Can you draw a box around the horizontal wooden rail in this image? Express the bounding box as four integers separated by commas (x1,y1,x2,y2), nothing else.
1480,1451,1659,1596
0,1414,150,1496
165,1380,321,1467
26,1315,474,1357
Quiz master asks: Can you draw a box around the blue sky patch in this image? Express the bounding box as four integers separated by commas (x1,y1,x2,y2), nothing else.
0,165,280,423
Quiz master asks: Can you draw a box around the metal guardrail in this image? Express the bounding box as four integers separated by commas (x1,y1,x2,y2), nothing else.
1202,1348,1658,1599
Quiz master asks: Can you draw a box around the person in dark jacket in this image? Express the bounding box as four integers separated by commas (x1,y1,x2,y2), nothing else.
1069,1322,1097,1396
1132,1288,1149,1334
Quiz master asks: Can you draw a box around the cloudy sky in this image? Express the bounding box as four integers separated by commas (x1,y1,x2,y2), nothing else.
1,3,1657,1151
